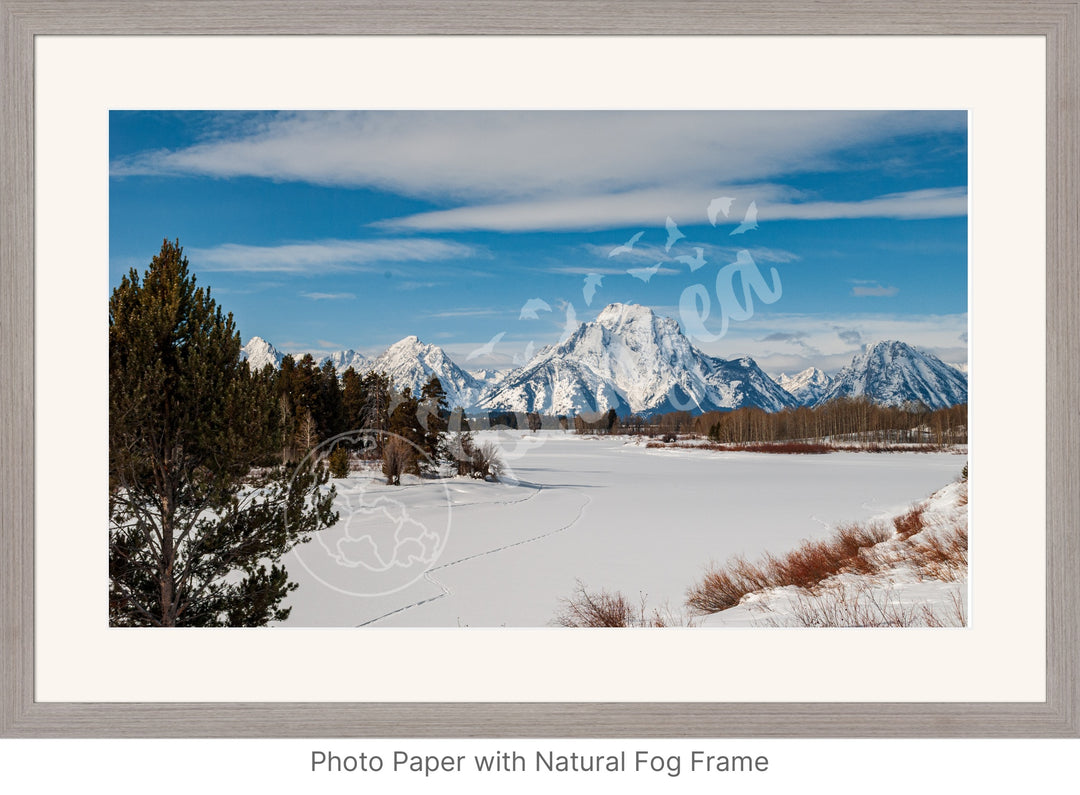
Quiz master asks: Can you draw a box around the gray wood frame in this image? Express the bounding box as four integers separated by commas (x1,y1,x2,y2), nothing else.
2,0,1076,738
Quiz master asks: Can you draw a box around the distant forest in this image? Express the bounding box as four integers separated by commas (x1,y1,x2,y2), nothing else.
268,351,966,451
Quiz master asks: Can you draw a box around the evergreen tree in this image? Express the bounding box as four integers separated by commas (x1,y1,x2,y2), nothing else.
387,387,423,476
317,359,346,439
108,239,338,627
292,354,320,416
327,445,351,479
418,375,449,472
275,354,299,462
362,371,393,435
341,366,367,431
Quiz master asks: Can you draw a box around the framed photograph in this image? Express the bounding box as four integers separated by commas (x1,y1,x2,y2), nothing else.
2,1,1077,738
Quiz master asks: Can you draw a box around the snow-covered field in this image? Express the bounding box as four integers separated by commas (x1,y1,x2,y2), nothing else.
279,431,966,627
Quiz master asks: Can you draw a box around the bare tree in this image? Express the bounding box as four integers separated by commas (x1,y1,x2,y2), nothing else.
381,435,413,485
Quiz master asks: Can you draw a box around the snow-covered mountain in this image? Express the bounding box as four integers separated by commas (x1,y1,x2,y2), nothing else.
365,335,483,409
477,303,797,416
244,335,481,408
240,336,284,372
322,349,368,373
469,368,503,383
814,340,968,409
777,367,834,406
245,318,965,417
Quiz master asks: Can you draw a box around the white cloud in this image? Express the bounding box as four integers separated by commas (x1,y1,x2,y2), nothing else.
378,187,965,233
429,308,511,319
764,188,967,221
113,110,965,202
187,238,476,273
300,292,356,300
583,241,802,266
851,284,901,297
376,187,792,233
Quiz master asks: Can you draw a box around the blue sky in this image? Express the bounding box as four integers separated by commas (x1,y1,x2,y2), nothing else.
109,111,968,375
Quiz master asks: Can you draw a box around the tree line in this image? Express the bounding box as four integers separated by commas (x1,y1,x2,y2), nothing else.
108,239,501,629
598,399,966,446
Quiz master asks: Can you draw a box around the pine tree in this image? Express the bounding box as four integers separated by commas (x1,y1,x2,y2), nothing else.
418,375,449,472
327,445,351,479
362,371,393,436
317,359,346,439
387,387,423,477
341,366,367,431
109,239,338,627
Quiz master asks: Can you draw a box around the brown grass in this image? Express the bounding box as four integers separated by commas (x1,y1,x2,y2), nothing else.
756,582,967,628
910,519,968,581
554,580,690,627
644,439,949,454
685,520,893,614
892,504,928,539
684,556,772,613
646,441,837,454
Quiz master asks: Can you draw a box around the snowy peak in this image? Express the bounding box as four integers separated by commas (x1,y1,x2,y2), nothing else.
241,336,284,372
323,349,368,373
594,302,683,349
597,302,661,330
242,335,482,410
816,340,967,409
479,303,795,416
366,336,481,409
242,324,963,418
778,367,834,406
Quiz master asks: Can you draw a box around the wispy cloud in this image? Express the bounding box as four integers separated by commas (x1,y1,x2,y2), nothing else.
376,187,795,233
851,283,900,297
300,291,355,300
835,327,863,344
377,186,964,233
429,307,510,319
585,241,802,266
187,238,476,274
692,311,968,375
765,188,967,221
113,110,965,202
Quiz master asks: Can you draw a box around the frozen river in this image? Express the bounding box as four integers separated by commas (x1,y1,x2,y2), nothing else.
280,432,966,627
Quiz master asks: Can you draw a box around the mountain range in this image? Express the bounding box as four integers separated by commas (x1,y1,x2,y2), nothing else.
813,339,968,410
241,303,967,415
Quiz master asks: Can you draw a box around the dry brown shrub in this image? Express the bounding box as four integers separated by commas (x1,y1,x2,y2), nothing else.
686,518,897,615
685,556,771,613
910,519,968,581
757,582,967,628
556,581,690,627
725,442,836,454
381,435,414,485
554,583,636,627
892,504,928,539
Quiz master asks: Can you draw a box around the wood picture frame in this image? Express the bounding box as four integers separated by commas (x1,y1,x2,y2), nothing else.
2,0,1076,738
